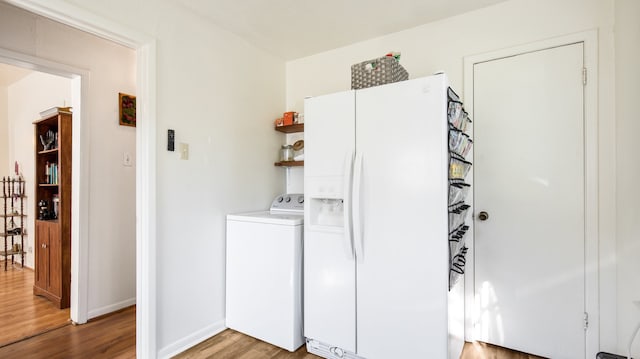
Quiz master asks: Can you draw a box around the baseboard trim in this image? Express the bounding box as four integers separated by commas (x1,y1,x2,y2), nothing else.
158,320,226,359
87,297,136,320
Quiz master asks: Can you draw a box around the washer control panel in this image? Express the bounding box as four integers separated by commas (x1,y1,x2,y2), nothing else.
270,193,304,213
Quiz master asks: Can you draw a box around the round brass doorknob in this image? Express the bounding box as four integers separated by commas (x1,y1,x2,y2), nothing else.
478,211,489,221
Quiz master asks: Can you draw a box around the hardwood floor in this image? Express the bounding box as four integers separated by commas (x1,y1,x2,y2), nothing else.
460,341,546,359
176,329,546,359
0,262,70,347
0,264,543,358
0,305,136,358
175,329,317,359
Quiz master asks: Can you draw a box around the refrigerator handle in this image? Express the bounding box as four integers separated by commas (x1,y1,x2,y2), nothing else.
353,152,364,261
343,151,355,259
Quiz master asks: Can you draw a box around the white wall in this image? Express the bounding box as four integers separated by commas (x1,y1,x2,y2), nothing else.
0,2,138,318
286,0,619,353
285,131,304,193
25,0,287,356
7,71,71,268
0,85,8,176
151,8,285,356
615,0,640,357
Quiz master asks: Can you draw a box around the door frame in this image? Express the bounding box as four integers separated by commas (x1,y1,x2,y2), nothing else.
463,30,599,358
6,0,158,357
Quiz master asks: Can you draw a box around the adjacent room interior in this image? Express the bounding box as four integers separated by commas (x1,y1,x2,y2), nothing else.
0,3,137,350
0,63,73,346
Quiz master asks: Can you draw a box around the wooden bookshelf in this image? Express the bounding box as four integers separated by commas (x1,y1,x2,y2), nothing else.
33,112,72,309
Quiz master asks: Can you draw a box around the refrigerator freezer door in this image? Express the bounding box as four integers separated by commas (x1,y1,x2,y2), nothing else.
304,91,357,353
354,76,450,359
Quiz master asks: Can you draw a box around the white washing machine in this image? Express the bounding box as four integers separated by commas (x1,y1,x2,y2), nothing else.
225,193,304,352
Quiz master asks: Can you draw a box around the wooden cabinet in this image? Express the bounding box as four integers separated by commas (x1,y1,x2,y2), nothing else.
34,220,64,304
33,110,71,309
34,221,47,291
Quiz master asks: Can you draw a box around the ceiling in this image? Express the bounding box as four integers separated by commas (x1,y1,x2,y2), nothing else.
177,0,509,60
0,62,31,87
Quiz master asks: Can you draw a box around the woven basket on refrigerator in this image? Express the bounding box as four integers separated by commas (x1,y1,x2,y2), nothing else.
351,56,409,90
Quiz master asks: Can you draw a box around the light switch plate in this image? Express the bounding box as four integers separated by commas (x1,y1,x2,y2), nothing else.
123,152,133,167
634,300,640,310
179,143,189,160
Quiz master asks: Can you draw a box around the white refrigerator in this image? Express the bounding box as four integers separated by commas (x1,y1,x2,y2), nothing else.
304,74,467,359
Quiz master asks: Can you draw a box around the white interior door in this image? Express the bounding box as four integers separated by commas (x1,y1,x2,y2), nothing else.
473,43,585,359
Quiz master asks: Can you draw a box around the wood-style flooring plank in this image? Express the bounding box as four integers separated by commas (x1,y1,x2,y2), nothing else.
460,340,547,359
175,330,319,359
0,306,136,358
0,263,70,347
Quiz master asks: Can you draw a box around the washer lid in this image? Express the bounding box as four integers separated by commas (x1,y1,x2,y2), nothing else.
227,211,304,225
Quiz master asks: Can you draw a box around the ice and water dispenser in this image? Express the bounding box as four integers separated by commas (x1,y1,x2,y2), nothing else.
306,177,346,230
309,198,344,227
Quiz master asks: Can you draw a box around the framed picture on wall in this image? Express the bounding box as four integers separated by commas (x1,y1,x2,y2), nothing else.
119,92,136,127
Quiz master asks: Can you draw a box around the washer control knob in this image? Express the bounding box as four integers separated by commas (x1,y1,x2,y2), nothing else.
277,196,283,203
285,196,291,203
298,196,304,204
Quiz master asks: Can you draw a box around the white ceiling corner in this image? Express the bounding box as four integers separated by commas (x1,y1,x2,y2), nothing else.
177,0,509,60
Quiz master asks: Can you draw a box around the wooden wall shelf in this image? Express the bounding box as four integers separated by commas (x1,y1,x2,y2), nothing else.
275,124,304,133
274,161,304,167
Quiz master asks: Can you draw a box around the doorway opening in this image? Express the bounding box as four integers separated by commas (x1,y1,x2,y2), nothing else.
0,62,73,345
3,0,157,356
0,3,138,348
